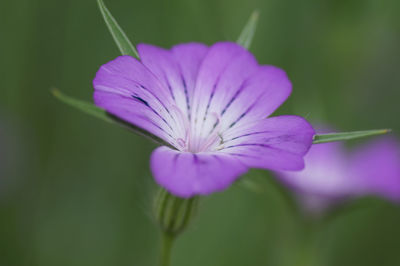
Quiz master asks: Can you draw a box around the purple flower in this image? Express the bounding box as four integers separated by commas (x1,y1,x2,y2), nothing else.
276,137,400,212
93,42,315,197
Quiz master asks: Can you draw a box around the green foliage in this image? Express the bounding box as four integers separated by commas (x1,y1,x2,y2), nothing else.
97,0,139,58
237,10,259,50
52,88,169,146
313,129,391,144
51,88,113,123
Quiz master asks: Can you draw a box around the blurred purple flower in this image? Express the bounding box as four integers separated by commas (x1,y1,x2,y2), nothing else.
93,42,314,197
276,137,400,212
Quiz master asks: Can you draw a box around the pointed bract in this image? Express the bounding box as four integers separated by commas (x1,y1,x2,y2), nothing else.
97,0,139,58
237,10,260,50
313,129,390,144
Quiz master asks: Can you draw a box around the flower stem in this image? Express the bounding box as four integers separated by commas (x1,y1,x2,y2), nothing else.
292,215,323,266
160,232,174,266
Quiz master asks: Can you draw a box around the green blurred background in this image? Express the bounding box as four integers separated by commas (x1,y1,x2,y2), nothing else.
1,0,400,265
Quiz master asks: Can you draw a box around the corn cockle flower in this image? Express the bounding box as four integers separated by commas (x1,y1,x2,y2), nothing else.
276,137,400,212
93,42,315,198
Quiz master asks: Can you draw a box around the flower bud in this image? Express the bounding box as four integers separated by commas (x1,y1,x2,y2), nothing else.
154,188,199,237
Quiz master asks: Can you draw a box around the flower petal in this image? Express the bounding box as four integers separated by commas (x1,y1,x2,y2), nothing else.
93,55,178,144
350,137,400,201
150,146,248,197
220,115,315,170
94,91,175,143
190,42,258,136
189,42,292,138
276,142,354,199
171,43,209,97
137,43,208,119
219,66,292,131
275,137,400,210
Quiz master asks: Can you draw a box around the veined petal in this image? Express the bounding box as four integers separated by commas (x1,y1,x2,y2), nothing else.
138,43,208,119
171,43,209,99
150,146,248,198
190,43,254,138
189,42,292,139
94,55,172,104
219,66,292,131
220,116,315,170
94,91,175,144
93,55,179,145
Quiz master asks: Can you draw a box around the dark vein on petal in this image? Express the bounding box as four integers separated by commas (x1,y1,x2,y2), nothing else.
225,130,273,142
210,120,220,133
222,143,301,156
181,75,191,121
203,81,218,121
106,112,174,146
195,50,242,128
192,154,208,165
228,103,255,128
131,95,150,106
173,153,180,165
224,143,273,149
119,75,171,112
131,94,174,132
223,152,259,159
164,77,176,101
220,81,247,116
119,75,174,121
212,154,222,164
138,85,171,114
193,154,198,164
149,120,174,139
136,83,180,132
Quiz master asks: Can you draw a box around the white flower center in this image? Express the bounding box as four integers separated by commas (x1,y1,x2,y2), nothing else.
170,105,224,153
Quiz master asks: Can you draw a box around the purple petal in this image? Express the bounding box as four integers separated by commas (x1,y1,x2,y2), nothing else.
276,142,355,199
276,136,400,212
190,42,259,135
93,55,173,105
150,146,248,198
220,115,315,170
350,137,400,201
187,42,293,145
93,56,177,143
218,66,292,131
171,43,209,96
94,91,176,143
137,43,208,119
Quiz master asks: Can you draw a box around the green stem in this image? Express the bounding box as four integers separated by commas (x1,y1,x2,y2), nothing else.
293,216,323,266
160,232,174,266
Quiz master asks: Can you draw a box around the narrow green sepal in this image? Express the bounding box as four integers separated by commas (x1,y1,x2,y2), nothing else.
97,0,139,58
312,129,391,144
51,88,113,123
51,89,171,146
237,10,260,50
154,188,199,237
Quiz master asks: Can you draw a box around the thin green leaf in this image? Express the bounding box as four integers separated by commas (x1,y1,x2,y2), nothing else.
51,89,172,147
312,129,391,144
97,0,139,58
51,88,113,123
237,10,260,50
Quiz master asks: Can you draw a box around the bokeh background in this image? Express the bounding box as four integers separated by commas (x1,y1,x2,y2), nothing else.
1,0,400,265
